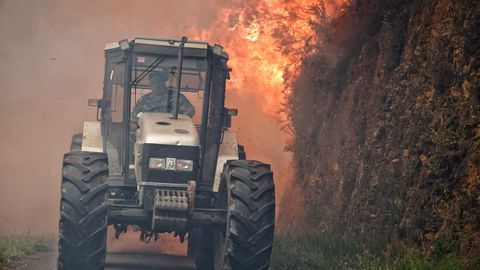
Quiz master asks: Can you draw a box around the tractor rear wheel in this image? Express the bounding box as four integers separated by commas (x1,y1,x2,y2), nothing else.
194,228,214,269
57,151,109,270
237,145,246,160
210,160,275,270
187,228,201,257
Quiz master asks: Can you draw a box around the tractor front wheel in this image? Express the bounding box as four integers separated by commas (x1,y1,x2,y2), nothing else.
209,160,276,270
57,151,109,270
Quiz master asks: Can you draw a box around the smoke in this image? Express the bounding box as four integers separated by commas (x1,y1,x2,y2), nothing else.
0,0,292,233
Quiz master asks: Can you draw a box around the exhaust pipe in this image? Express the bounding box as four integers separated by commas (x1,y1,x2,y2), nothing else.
172,36,188,120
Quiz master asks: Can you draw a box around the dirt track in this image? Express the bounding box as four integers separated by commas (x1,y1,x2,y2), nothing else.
17,231,195,270
17,251,194,270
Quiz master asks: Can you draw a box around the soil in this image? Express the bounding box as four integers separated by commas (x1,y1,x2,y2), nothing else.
281,0,480,256
14,231,194,270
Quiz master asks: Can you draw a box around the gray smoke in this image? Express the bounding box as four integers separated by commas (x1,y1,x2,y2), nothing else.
0,0,291,234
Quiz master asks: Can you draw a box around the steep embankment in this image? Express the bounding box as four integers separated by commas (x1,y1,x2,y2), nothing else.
287,0,479,256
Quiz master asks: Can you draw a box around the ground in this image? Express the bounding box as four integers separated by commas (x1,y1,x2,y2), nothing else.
14,230,194,270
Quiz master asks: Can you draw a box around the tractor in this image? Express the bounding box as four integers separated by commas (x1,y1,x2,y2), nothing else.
57,36,276,270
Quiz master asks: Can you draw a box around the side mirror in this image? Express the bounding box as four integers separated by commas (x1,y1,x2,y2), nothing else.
226,108,238,116
88,98,107,107
88,99,100,107
223,108,238,128
88,99,106,121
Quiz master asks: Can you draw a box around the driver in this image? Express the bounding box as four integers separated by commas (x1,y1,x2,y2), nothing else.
132,69,196,119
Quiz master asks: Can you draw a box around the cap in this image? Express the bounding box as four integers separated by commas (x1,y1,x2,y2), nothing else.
149,69,169,83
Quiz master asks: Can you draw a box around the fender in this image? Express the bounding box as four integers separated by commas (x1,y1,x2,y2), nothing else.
81,121,104,153
212,130,239,192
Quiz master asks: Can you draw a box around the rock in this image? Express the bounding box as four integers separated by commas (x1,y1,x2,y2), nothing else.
464,223,476,232
424,232,435,241
390,158,400,164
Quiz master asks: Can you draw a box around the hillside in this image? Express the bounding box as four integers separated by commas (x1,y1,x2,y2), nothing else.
282,0,480,264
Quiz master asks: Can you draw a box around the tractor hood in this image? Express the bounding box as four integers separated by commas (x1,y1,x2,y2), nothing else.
136,112,199,147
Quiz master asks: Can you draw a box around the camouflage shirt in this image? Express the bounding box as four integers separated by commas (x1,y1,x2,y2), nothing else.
131,92,195,119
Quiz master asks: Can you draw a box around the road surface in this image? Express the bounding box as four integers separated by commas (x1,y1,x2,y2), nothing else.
16,230,195,270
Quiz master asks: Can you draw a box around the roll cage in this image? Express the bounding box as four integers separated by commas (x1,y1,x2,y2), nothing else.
99,37,231,195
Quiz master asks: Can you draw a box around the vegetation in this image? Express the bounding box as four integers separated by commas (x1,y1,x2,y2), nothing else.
0,234,52,269
282,0,480,268
271,233,480,270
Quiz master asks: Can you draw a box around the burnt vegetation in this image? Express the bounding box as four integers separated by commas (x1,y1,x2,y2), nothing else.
279,0,480,267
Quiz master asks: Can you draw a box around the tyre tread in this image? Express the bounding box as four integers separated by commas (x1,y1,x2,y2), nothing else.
223,160,275,270
58,151,108,270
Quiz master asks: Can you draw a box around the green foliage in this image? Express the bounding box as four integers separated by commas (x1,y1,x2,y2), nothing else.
0,234,52,269
430,236,459,260
391,249,462,270
466,252,480,270
271,234,469,270
271,233,358,270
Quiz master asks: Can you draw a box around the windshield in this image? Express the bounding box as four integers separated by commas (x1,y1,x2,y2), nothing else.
130,53,207,125
103,51,210,173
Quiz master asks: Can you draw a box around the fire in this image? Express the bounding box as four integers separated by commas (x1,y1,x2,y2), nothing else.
190,0,347,121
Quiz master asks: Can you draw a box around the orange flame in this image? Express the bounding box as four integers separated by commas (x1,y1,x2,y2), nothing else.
189,0,347,122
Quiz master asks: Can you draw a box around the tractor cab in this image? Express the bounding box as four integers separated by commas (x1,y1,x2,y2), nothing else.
88,37,233,210
101,37,227,177
58,37,275,270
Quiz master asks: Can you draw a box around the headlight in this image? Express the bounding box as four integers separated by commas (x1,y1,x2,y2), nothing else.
176,159,194,172
148,158,165,169
148,157,193,172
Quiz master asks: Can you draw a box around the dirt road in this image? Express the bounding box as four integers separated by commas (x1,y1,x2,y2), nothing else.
17,231,195,270
106,231,195,270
